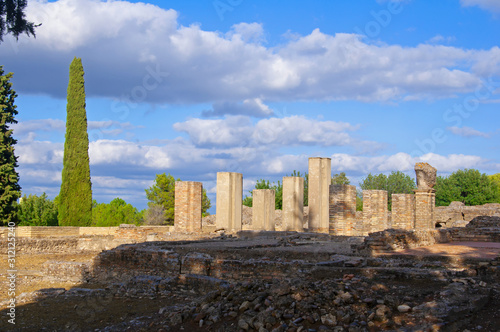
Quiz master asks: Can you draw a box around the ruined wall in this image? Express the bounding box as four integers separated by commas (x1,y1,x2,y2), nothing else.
363,190,388,234
435,202,500,227
329,184,356,236
392,194,415,230
175,181,202,233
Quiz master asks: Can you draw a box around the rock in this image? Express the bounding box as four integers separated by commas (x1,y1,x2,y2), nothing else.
240,300,251,311
321,313,337,326
414,162,437,190
238,318,250,330
397,304,411,313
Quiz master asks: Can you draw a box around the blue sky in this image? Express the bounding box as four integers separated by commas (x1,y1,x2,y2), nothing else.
1,0,499,213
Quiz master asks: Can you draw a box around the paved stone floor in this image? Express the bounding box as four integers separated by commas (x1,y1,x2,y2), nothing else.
390,241,500,260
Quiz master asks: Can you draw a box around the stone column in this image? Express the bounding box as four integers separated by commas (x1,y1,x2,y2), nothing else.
414,189,436,229
252,189,275,231
363,190,388,234
392,194,415,230
283,176,304,232
308,157,331,233
413,162,437,230
329,184,356,236
174,181,203,233
216,172,243,231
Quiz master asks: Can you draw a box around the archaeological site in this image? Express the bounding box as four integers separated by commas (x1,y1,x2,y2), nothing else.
1,158,500,331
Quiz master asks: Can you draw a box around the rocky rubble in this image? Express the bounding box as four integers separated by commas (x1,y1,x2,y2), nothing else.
6,272,492,332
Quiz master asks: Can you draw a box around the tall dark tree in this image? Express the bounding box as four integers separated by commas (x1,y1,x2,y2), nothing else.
0,66,21,225
59,57,92,226
0,0,38,42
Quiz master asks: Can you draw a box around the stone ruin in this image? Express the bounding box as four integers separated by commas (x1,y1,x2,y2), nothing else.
174,158,440,236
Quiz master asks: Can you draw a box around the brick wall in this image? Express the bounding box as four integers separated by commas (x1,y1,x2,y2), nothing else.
329,184,356,236
175,181,203,233
363,190,388,234
392,194,415,230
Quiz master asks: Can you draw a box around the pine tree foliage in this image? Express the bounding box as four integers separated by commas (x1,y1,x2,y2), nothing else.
0,0,38,42
59,57,92,226
0,66,21,225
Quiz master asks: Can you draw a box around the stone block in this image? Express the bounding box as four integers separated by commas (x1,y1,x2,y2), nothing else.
216,172,243,231
283,176,304,232
308,157,331,233
252,189,275,231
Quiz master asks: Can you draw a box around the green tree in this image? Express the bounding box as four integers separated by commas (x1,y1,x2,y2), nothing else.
360,171,416,210
489,173,500,202
0,66,21,226
332,172,350,185
0,0,38,42
92,198,142,227
59,57,92,226
435,169,500,206
17,193,58,226
242,170,307,210
145,173,211,225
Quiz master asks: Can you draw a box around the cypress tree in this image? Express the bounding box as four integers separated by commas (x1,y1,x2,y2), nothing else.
59,57,92,226
0,66,21,226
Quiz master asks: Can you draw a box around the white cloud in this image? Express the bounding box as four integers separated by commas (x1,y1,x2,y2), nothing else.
202,98,274,117
427,34,456,44
446,126,490,138
173,116,254,147
1,0,498,104
461,0,500,14
174,115,373,148
330,152,491,174
12,119,65,137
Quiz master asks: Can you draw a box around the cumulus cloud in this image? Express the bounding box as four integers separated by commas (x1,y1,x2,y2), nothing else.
461,0,500,14
446,126,490,138
12,119,65,137
174,115,374,149
202,98,274,118
1,0,498,104
330,152,490,174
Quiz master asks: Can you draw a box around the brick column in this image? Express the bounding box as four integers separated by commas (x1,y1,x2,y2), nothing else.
252,189,275,231
216,172,243,231
392,194,415,230
414,189,436,230
174,181,202,233
363,190,388,234
308,157,331,233
283,176,304,232
329,184,356,235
